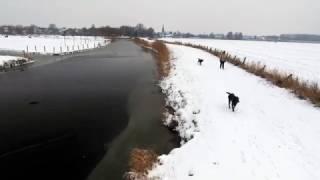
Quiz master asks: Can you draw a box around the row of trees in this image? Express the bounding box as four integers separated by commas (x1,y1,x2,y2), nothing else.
226,32,243,40
79,24,154,37
169,32,244,40
0,23,250,41
0,24,155,37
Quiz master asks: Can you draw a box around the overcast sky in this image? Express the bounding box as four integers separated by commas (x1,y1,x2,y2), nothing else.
1,0,319,35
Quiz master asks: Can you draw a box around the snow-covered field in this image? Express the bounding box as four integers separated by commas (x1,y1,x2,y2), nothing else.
161,38,320,84
0,35,110,54
149,44,320,180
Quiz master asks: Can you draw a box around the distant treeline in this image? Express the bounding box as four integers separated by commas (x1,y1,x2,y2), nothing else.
1,24,319,42
164,31,243,40
0,24,155,37
279,34,320,42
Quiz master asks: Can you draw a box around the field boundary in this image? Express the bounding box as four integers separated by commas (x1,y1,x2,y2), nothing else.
162,41,320,107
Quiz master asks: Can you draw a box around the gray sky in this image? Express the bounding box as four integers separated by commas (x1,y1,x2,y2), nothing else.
1,0,320,35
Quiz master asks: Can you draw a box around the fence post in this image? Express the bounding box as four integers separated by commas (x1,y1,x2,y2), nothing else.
243,57,246,64
284,74,293,82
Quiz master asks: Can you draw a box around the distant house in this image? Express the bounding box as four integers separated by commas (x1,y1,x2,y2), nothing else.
263,36,280,41
243,35,256,40
280,34,320,42
214,34,225,39
3,26,9,34
22,30,28,35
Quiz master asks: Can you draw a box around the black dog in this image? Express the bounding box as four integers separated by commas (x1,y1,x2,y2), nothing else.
198,58,204,65
227,92,240,112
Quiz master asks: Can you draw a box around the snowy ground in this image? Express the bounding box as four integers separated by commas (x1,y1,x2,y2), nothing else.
0,35,110,54
161,38,320,84
148,44,320,180
140,37,155,43
0,55,27,66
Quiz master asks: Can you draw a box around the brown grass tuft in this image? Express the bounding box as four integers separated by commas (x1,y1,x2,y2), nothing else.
129,148,158,173
124,148,158,180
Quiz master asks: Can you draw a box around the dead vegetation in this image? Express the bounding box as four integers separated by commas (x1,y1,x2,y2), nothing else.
133,38,170,78
124,148,158,180
151,41,170,77
165,41,320,106
133,38,150,49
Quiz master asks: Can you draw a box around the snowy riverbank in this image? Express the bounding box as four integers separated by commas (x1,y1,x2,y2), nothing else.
148,44,320,180
0,55,31,67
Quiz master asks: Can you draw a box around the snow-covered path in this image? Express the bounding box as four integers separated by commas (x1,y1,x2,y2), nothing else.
149,44,320,180
161,38,320,84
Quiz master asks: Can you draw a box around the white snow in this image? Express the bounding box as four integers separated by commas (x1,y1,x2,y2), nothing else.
149,44,320,180
140,37,155,43
0,35,110,54
161,38,320,84
0,55,27,66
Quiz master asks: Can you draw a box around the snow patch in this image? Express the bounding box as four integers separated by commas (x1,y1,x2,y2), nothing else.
0,55,28,66
0,35,110,54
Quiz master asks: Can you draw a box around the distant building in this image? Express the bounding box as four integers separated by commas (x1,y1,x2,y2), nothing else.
280,34,320,42
3,26,9,33
263,35,280,41
243,35,256,40
214,34,225,39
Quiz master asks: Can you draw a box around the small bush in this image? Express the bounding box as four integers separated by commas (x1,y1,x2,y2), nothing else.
124,148,158,180
129,148,158,173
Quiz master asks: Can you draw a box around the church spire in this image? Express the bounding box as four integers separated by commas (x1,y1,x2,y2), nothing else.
161,25,165,37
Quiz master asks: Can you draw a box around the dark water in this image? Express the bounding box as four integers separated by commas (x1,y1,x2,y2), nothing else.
0,40,177,180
